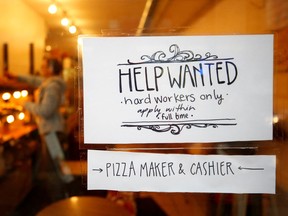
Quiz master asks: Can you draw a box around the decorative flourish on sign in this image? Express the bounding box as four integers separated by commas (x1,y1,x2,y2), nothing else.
118,44,233,66
121,119,237,135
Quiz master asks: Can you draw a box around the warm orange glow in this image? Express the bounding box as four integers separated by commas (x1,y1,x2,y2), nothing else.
46,45,52,52
70,196,79,203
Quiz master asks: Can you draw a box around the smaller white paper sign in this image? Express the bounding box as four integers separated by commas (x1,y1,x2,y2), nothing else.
87,150,276,194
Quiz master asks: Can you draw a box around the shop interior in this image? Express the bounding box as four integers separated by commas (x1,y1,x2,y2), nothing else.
0,0,288,215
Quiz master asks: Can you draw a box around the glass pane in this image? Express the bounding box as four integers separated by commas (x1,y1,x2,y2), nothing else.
1,0,287,215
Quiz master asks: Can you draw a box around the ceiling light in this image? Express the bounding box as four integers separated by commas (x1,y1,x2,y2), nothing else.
61,17,70,26
69,25,77,34
61,11,70,26
48,3,58,14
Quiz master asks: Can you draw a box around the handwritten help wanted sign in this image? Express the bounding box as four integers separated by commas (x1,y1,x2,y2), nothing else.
81,35,273,144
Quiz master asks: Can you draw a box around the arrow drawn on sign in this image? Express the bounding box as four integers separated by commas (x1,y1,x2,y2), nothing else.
238,166,264,171
92,168,103,173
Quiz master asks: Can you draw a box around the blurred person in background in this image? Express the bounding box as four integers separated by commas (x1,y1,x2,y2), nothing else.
5,57,73,201
5,58,66,136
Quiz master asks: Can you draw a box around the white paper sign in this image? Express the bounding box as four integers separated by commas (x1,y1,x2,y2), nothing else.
87,150,276,194
81,35,273,144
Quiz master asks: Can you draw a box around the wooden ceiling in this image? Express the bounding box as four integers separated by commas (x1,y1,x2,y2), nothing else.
23,0,220,56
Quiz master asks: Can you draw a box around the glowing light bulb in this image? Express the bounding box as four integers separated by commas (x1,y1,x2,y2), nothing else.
13,91,21,99
61,17,69,26
6,115,15,124
46,45,52,52
18,112,25,120
2,92,11,101
48,3,58,14
21,90,28,97
69,25,77,34
273,115,279,124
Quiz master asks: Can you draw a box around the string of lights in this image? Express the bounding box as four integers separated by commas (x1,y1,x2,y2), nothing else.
48,1,78,34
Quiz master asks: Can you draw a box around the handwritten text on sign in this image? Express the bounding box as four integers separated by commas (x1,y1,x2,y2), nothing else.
81,35,273,143
87,150,276,194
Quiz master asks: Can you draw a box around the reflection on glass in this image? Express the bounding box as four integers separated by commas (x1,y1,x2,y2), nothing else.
70,196,79,203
